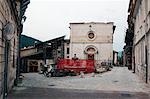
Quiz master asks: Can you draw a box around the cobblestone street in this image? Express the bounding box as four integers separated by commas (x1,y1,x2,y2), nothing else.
7,67,150,99
18,67,150,92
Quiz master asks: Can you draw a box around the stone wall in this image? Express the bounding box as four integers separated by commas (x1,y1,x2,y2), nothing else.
133,0,150,83
0,0,18,98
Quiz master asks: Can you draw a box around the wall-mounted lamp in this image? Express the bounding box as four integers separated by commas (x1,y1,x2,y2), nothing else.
3,22,15,41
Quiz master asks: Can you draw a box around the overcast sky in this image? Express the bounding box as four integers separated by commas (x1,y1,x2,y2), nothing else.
23,0,130,51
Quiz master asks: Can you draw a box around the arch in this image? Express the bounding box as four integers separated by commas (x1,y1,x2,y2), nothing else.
84,45,98,54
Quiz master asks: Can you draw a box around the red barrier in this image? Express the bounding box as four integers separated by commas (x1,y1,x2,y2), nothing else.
57,59,95,73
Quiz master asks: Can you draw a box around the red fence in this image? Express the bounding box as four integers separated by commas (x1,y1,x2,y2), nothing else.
57,59,95,73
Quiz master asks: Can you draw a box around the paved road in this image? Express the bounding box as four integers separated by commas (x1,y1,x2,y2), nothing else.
16,67,150,92
7,67,150,99
7,87,150,99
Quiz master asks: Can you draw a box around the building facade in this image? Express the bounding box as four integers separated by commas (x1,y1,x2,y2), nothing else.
69,22,115,64
20,36,65,73
0,0,29,98
127,0,150,83
20,35,42,73
124,29,134,69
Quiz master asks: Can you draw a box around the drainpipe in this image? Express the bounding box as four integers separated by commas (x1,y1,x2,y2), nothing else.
15,25,22,85
145,15,149,83
132,43,135,73
145,33,148,83
3,41,9,99
145,45,148,83
15,1,23,86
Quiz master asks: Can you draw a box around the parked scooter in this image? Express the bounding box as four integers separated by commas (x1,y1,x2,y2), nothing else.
43,64,52,77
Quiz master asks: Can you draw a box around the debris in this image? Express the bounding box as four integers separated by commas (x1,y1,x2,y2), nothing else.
91,73,95,77
80,71,84,78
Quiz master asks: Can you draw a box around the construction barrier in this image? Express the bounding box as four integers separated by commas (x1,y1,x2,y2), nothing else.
57,59,95,73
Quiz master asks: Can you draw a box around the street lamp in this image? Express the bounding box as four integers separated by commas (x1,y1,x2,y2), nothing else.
2,22,15,99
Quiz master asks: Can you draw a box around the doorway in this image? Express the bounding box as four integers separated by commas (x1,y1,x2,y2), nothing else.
29,66,38,72
28,60,38,72
87,54,94,60
85,46,97,60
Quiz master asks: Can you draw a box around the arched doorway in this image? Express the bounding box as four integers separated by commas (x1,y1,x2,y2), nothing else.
85,45,98,60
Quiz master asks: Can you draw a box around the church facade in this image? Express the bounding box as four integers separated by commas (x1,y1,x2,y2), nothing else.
69,22,115,64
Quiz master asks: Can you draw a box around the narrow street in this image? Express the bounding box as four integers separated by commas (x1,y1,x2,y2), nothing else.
7,67,150,99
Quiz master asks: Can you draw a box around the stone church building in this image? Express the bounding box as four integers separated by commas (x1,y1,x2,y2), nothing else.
68,22,115,63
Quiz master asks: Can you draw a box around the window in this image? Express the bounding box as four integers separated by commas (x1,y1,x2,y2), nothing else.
88,33,94,39
87,30,96,40
88,31,95,39
67,48,69,54
14,38,15,47
58,51,60,53
12,53,15,68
